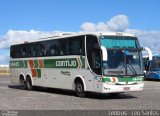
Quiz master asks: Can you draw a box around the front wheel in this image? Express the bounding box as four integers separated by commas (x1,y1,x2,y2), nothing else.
144,74,148,80
75,82,85,97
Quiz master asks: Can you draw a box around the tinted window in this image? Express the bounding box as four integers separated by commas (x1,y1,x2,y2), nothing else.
49,40,59,56
86,35,102,75
28,43,37,57
21,45,28,57
14,45,20,58
10,46,15,58
11,44,28,58
10,35,85,58
58,39,69,55
70,36,85,55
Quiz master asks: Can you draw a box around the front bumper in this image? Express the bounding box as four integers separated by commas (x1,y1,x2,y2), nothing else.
102,83,144,93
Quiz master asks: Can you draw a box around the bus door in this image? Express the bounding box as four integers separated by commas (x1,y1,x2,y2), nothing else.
86,35,102,92
92,49,102,92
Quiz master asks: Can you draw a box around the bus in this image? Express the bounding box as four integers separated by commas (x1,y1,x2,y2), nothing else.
10,32,147,97
144,55,160,80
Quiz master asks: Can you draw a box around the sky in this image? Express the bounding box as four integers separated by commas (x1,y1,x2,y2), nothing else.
0,0,160,65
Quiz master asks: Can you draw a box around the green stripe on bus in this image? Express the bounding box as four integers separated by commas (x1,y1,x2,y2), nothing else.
24,60,28,68
36,69,41,78
44,59,56,68
102,77,143,82
102,78,111,82
44,58,85,68
34,60,39,68
10,60,28,68
10,58,85,69
81,57,85,68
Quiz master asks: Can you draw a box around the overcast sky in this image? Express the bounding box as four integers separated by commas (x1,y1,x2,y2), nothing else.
0,0,160,65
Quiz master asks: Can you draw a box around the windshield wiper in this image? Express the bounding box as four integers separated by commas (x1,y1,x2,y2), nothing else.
127,63,138,76
122,62,137,76
123,50,138,76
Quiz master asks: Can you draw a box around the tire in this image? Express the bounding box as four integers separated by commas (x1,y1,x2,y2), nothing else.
108,93,119,97
26,77,33,90
144,74,148,80
20,77,27,90
75,81,85,97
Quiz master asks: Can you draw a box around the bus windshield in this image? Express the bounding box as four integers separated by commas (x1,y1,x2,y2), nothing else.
149,58,160,71
100,36,143,76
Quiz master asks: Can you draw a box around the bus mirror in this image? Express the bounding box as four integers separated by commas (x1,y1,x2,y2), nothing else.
101,46,107,61
143,47,152,60
145,60,150,70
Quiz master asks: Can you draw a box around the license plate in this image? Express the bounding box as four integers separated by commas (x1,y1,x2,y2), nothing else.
123,87,130,91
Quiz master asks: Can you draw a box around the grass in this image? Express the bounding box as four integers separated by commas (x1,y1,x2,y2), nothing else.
0,67,10,75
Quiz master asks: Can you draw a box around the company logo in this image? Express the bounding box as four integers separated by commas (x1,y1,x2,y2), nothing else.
61,71,70,76
10,62,19,67
133,78,143,81
56,60,77,67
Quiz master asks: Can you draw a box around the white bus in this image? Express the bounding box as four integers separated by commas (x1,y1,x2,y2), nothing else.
10,32,146,97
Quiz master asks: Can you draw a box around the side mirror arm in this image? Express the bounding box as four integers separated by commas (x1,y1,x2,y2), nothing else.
101,46,107,61
143,47,152,60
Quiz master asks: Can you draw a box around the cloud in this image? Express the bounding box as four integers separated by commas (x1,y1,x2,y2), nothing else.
107,15,129,32
0,55,6,61
80,14,129,32
125,29,160,54
80,14,160,55
0,30,64,64
80,22,97,32
0,14,160,65
0,29,82,49
0,30,63,49
96,22,107,31
0,54,9,65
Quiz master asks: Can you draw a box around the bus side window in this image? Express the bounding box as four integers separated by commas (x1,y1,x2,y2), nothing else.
71,39,79,55
50,46,56,56
58,40,62,55
22,49,26,57
14,46,19,58
10,46,15,58
39,43,46,56
58,39,70,56
63,39,70,55
70,36,84,55
21,45,28,58
29,44,36,57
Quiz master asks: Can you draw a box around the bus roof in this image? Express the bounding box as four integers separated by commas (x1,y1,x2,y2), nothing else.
11,31,137,45
40,31,136,40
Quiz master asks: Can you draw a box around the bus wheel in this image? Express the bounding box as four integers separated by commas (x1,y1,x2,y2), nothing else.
144,74,147,80
108,93,119,97
20,77,26,90
75,81,85,97
26,77,33,90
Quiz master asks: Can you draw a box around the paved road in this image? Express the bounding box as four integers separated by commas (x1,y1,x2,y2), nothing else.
0,75,160,111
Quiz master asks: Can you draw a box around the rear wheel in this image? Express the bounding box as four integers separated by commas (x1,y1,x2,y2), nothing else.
26,77,33,90
75,81,85,97
20,77,26,90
